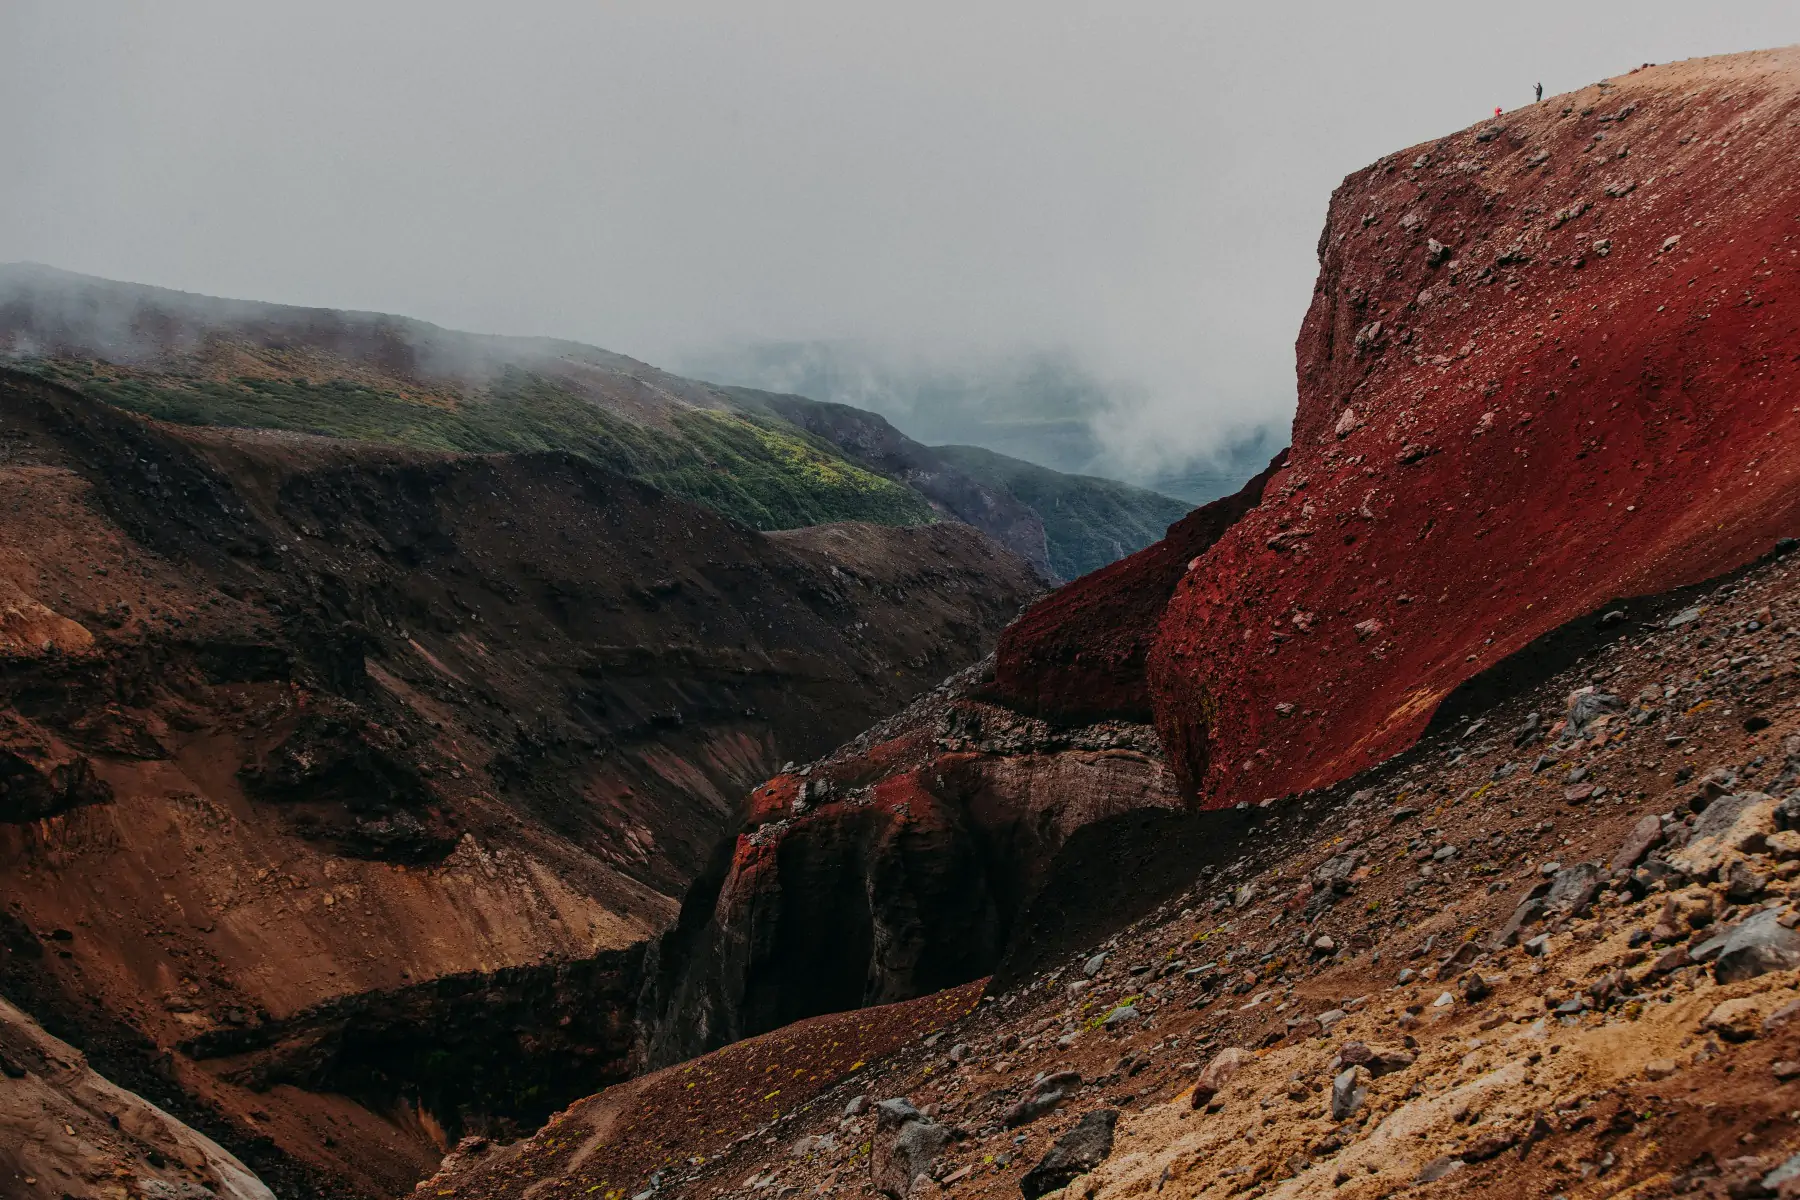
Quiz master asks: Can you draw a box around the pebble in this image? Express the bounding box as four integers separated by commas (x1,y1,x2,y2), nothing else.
1416,1156,1465,1184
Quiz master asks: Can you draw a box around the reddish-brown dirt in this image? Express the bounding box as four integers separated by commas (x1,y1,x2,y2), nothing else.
987,452,1285,724
1149,49,1800,808
417,983,984,1200
0,369,1039,1197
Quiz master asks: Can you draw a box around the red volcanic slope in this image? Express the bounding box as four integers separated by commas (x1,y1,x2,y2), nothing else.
988,451,1285,723
1152,49,1800,807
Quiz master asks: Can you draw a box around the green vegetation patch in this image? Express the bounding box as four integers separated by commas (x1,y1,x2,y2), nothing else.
43,363,936,532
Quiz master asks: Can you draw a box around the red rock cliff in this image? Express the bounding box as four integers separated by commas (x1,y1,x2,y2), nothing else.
1152,48,1800,806
987,451,1285,723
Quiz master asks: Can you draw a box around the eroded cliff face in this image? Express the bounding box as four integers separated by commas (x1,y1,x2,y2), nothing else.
1152,49,1800,807
639,666,1185,1067
0,370,1040,1196
420,47,1800,1200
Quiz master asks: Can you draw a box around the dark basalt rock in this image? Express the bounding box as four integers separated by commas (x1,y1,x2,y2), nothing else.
0,747,112,824
1020,1108,1118,1199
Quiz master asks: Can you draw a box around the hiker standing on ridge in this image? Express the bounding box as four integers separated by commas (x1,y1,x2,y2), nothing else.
1535,81,1544,101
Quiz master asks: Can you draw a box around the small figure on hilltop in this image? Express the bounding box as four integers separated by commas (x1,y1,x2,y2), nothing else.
1494,105,1503,117
1535,81,1544,102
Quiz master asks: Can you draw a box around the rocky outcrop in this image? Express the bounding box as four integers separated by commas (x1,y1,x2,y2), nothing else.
642,45,1800,1102
0,370,1039,1195
987,450,1284,723
639,671,1184,1066
416,48,1800,1200
1151,49,1800,806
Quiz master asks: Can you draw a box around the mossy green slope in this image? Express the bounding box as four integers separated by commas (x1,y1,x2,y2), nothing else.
28,360,935,533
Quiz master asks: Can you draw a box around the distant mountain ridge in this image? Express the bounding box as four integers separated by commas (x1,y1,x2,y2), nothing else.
727,389,1195,580
0,263,1193,580
931,443,1195,582
677,337,1284,507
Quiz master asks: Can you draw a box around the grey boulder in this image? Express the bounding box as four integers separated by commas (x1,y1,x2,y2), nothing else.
871,1099,951,1199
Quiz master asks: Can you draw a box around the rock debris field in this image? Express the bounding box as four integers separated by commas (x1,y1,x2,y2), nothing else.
433,547,1800,1199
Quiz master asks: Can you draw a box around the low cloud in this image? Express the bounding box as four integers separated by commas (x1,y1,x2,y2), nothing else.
3,2,1794,486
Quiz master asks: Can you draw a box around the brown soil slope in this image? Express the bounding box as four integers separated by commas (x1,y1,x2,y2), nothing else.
1,996,276,1200
0,369,1039,1198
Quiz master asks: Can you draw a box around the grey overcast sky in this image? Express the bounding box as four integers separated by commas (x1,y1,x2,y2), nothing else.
3,3,1796,473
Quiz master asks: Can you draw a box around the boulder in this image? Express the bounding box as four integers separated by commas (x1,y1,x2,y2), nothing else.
1766,830,1800,860
1330,1066,1368,1120
1543,863,1605,916
1019,1109,1119,1200
1668,793,1776,879
1703,998,1764,1042
1189,1046,1252,1108
1102,1004,1142,1030
1567,688,1623,731
1313,851,1363,894
1709,908,1800,983
1726,859,1769,903
1764,1152,1800,1194
1002,1071,1081,1127
1609,815,1664,874
871,1099,952,1200
1490,884,1550,949
1333,1042,1414,1077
